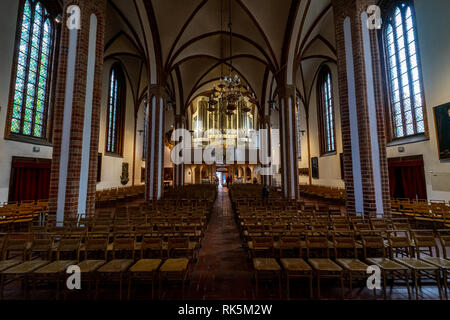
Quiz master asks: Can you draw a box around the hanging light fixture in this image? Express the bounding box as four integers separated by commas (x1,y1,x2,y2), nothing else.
207,0,257,118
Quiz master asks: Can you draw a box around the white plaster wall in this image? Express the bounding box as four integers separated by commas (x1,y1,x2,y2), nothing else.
97,60,135,190
302,63,344,188
385,0,450,201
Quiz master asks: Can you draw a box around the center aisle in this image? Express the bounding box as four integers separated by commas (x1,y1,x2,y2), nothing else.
186,187,254,299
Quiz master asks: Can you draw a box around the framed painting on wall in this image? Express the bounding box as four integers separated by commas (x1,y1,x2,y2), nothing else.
434,102,450,160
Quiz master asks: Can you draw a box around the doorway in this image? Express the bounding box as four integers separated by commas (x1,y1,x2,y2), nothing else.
388,155,427,200
9,157,52,202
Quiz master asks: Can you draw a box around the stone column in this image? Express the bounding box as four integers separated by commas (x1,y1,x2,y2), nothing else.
332,0,391,216
278,84,299,199
145,85,167,200
173,114,186,187
49,0,107,222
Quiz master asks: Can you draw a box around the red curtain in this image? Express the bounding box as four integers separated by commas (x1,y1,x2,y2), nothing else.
388,159,427,200
10,161,51,202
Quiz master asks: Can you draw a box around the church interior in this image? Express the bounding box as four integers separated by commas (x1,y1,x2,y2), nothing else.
0,0,449,302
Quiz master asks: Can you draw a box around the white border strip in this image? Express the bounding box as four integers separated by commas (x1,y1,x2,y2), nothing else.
344,17,364,214
288,97,295,198
280,99,287,197
362,12,384,215
78,14,97,216
56,28,78,224
149,96,156,198
157,97,164,199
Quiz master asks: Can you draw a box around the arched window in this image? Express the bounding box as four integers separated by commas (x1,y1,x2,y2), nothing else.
383,2,425,138
7,0,56,140
317,66,336,154
296,102,302,159
106,63,126,155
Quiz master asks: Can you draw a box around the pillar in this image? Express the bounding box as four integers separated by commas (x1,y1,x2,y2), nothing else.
173,114,186,187
49,0,107,222
279,84,299,199
145,85,167,200
332,0,391,216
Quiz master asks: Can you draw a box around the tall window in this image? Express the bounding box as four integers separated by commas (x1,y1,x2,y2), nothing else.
8,0,55,140
106,63,126,155
296,103,302,159
383,3,425,138
317,66,336,154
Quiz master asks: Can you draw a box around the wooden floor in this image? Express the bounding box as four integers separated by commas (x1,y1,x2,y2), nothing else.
1,187,445,300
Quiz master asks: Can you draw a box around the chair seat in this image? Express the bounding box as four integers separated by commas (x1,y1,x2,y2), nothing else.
280,258,312,271
34,260,77,274
421,257,450,269
0,260,22,272
98,259,134,273
308,259,342,272
336,259,368,272
366,258,409,271
394,258,438,270
1,260,49,274
253,258,281,271
130,259,162,273
76,260,105,273
160,258,189,272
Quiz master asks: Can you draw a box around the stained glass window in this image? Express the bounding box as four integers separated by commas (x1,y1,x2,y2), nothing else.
384,3,425,138
106,63,125,155
10,0,54,138
296,103,302,159
318,66,336,154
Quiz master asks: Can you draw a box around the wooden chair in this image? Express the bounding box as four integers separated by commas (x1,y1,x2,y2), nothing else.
55,238,80,261
127,259,162,300
253,258,282,298
361,231,411,299
388,230,442,299
83,233,108,260
278,236,301,258
96,259,134,300
32,260,77,299
0,260,50,299
333,231,369,298
112,233,135,260
306,232,344,299
280,244,313,299
2,235,29,261
168,237,195,260
159,258,190,299
140,237,163,259
413,230,450,298
248,236,274,258
28,238,53,261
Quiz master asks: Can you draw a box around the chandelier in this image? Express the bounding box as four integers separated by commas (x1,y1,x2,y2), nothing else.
207,0,257,115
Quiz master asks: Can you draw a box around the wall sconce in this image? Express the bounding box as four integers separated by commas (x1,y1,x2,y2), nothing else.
138,129,144,136
300,130,306,136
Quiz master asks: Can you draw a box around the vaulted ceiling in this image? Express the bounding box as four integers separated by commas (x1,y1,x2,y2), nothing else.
104,0,337,114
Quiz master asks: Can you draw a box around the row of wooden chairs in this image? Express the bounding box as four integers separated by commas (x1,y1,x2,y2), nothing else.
250,230,450,299
0,233,192,300
299,184,346,201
